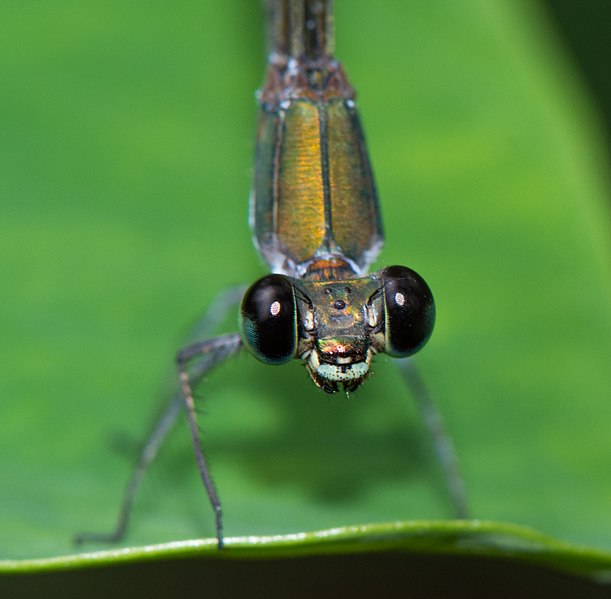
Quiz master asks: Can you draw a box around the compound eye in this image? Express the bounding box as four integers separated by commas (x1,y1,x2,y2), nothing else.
240,274,297,365
381,265,435,358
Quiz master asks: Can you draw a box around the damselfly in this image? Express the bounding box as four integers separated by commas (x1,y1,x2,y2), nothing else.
76,0,467,550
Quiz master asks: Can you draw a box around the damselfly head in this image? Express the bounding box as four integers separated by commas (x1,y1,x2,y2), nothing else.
239,265,435,394
294,277,383,394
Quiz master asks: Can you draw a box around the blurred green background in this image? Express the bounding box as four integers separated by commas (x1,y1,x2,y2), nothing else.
546,0,611,146
0,0,610,589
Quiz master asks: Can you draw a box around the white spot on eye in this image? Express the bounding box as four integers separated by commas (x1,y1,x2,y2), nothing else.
270,301,281,316
395,292,405,307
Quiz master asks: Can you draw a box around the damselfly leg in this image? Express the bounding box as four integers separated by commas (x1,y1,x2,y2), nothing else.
74,287,245,547
399,360,469,519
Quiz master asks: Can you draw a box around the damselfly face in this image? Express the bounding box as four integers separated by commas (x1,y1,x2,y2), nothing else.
295,276,384,393
240,265,435,393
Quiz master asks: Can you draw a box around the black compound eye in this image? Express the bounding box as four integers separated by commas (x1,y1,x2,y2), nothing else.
381,265,435,358
240,274,297,365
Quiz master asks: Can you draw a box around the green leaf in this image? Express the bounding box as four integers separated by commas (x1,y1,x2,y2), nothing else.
2,522,611,582
1,0,610,586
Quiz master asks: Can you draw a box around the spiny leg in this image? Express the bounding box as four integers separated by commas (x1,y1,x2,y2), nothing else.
399,359,469,519
149,285,248,408
74,286,245,546
177,333,242,549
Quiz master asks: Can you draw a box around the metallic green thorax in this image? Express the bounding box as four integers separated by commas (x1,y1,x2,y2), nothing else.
250,0,383,278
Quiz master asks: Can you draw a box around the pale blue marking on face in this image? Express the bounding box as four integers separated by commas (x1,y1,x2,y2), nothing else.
316,361,369,382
